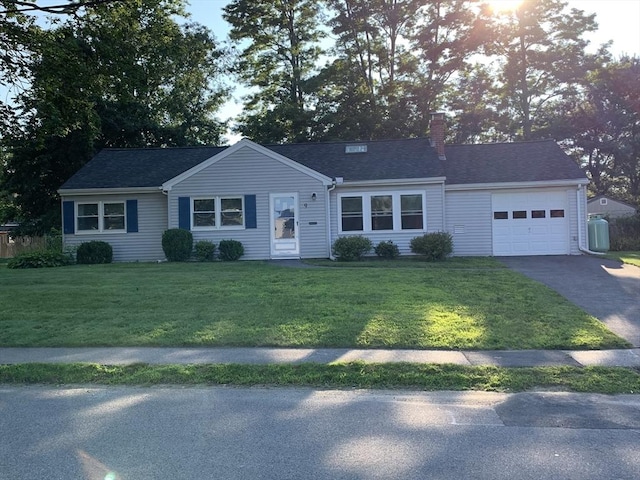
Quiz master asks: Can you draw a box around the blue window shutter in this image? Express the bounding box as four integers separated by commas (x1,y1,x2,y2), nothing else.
178,197,191,230
63,201,75,234
126,199,138,233
245,194,257,229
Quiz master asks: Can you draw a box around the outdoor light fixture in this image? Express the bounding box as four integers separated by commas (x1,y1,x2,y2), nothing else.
311,192,317,201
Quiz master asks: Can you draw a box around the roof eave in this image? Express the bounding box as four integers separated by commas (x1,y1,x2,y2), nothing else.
445,178,589,191
58,186,161,196
339,177,446,187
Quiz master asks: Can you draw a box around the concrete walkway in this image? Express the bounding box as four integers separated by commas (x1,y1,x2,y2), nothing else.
1,346,640,367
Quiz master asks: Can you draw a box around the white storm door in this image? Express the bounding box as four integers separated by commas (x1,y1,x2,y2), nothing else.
270,193,300,257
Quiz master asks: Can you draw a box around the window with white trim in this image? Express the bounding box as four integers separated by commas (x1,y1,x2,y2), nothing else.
77,202,125,232
192,196,244,229
341,196,363,232
338,192,426,233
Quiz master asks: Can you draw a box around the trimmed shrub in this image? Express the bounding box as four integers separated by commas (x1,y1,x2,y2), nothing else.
332,235,373,261
162,228,193,262
374,240,400,259
7,250,74,269
218,239,244,261
76,241,113,264
194,240,216,262
410,232,453,261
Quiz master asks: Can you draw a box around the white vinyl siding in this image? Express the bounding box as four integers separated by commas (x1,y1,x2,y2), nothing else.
445,190,493,256
62,192,167,262
168,145,328,259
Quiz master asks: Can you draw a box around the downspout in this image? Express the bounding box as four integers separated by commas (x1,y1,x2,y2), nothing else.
326,180,337,260
577,184,605,256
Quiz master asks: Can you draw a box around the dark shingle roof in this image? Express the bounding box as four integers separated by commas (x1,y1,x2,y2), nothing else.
60,146,226,189
59,138,585,191
444,140,585,184
266,138,444,181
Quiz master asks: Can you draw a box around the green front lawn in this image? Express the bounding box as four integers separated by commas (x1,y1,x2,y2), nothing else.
0,260,628,350
605,251,640,268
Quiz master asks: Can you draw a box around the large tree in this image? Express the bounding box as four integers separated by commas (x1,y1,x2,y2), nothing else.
223,0,324,143
316,0,487,140
484,0,598,140
2,0,229,234
549,55,640,204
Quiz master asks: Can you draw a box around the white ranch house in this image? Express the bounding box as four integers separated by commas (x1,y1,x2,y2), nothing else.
59,119,591,261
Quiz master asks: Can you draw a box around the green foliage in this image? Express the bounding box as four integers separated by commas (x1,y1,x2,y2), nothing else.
217,239,244,261
609,214,640,251
332,235,373,261
194,240,216,262
162,229,193,262
410,232,453,261
374,240,400,259
224,0,323,143
1,0,229,231
7,250,73,269
76,241,113,264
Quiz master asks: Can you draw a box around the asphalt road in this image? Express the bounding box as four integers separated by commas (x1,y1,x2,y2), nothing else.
1,386,639,480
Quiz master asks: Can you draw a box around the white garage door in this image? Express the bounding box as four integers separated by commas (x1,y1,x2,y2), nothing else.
492,191,569,256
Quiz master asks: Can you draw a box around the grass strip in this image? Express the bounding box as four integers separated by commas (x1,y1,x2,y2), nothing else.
605,251,640,268
1,362,639,394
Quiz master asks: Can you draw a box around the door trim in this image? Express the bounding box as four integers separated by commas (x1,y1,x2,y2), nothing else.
269,193,300,258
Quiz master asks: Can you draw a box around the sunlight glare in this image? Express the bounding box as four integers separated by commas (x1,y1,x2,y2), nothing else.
488,0,523,13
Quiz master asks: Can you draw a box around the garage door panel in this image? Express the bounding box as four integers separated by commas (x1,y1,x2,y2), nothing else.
492,191,569,256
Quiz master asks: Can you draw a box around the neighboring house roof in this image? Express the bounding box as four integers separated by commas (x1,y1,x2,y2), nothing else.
59,137,586,191
587,195,637,208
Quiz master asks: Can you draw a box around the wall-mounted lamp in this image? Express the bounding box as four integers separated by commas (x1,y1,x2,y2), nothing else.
311,192,317,201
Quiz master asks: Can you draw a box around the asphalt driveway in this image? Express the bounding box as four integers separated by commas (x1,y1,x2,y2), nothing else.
500,256,640,347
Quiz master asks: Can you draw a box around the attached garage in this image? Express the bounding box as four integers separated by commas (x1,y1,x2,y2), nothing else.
492,191,569,256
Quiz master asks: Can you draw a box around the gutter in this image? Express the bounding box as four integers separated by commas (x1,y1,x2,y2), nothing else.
576,184,605,256
326,179,339,260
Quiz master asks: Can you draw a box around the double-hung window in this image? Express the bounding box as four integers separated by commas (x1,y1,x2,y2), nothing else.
192,196,244,229
77,202,125,233
341,196,364,232
339,192,426,233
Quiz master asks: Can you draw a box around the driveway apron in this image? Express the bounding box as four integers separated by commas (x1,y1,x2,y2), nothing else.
500,256,640,347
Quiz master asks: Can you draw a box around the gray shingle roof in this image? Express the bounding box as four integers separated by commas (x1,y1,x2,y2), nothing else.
266,138,444,181
60,146,226,189
444,140,585,184
59,138,586,191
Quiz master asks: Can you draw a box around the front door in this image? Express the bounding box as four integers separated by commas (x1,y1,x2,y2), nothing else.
270,193,299,257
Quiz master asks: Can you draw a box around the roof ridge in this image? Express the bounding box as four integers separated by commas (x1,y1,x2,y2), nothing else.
447,139,557,148
264,137,431,147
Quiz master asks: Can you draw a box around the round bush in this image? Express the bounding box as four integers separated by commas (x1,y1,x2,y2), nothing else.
374,240,400,259
194,240,216,262
410,232,453,261
76,241,113,264
162,228,193,262
332,235,373,261
218,239,244,261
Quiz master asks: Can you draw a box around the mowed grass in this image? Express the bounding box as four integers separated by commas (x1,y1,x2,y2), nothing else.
0,260,628,349
1,363,639,394
605,251,640,268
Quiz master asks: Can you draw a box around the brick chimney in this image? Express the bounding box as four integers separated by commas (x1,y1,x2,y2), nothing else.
430,112,446,160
